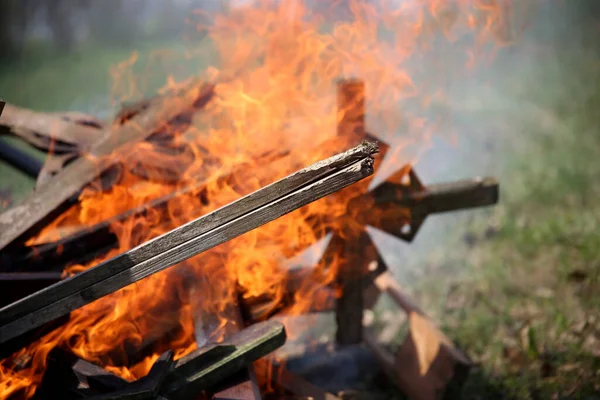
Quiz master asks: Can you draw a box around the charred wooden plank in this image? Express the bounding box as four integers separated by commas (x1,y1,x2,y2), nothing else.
0,81,215,252
161,320,286,399
0,141,377,345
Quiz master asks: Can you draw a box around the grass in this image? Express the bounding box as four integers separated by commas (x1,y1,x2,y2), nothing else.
401,44,600,399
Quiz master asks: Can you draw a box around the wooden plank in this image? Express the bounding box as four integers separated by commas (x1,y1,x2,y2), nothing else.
0,141,377,345
0,81,215,252
161,320,287,399
0,102,106,152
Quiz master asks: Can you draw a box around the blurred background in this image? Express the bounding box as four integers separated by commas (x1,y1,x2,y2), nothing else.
0,0,599,398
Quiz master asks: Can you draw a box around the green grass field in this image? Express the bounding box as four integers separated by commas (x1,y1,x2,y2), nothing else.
0,14,599,399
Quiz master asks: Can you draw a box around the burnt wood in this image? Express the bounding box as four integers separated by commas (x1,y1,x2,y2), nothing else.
161,320,286,399
0,141,377,345
86,351,175,400
0,150,289,273
0,81,215,252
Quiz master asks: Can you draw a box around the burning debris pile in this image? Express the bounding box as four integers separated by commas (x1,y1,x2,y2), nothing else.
0,1,513,398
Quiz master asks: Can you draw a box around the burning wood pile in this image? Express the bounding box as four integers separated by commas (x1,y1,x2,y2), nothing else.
0,76,498,400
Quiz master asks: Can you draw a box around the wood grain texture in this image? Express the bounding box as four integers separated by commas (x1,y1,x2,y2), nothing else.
0,142,377,345
0,81,214,252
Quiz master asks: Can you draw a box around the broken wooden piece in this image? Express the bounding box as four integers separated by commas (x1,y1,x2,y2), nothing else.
160,320,287,399
0,141,377,346
0,81,215,252
363,265,472,400
0,137,43,178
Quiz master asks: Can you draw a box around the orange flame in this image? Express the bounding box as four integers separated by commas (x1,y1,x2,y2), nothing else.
0,1,528,398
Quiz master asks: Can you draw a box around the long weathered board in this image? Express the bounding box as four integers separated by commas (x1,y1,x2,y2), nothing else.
0,81,215,252
0,141,378,345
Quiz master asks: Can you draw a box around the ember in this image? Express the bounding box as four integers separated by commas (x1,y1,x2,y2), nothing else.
0,1,515,399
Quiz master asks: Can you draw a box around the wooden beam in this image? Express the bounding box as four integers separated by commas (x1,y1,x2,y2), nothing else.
335,79,367,346
0,141,377,345
0,81,215,252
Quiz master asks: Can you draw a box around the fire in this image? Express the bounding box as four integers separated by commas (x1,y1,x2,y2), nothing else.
0,0,525,398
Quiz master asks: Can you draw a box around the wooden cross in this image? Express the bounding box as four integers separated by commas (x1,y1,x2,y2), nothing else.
323,79,498,345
